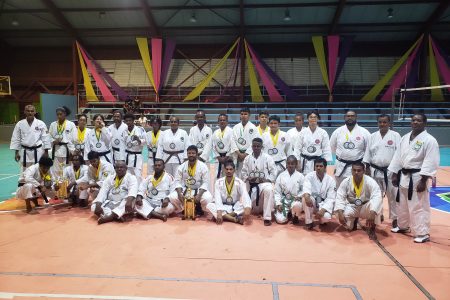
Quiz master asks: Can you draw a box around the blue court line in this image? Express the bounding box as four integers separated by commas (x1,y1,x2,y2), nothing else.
0,271,362,300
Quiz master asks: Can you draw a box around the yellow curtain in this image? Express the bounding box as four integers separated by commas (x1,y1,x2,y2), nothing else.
76,42,98,102
136,37,157,93
312,36,330,91
244,40,264,102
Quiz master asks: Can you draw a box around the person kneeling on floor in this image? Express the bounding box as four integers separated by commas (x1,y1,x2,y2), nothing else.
135,159,176,222
63,154,89,207
334,162,382,240
16,156,58,214
91,161,138,224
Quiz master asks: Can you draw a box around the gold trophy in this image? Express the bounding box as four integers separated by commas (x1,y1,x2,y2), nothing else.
56,162,68,199
183,182,196,221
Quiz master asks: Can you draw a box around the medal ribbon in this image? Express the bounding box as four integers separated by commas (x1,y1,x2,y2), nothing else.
353,177,364,198
39,169,52,182
219,128,225,139
225,176,235,198
95,129,102,143
74,167,80,180
57,120,66,135
151,130,160,146
258,126,268,136
270,130,280,147
187,161,197,178
95,161,101,180
115,175,124,188
77,127,86,144
151,171,165,187
345,129,353,142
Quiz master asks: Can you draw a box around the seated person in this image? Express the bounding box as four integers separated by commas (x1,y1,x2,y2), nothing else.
63,154,89,207
241,138,277,226
274,155,305,225
135,159,176,221
168,145,213,217
207,160,251,225
335,162,382,240
16,156,58,214
91,161,138,224
302,158,336,229
79,151,115,200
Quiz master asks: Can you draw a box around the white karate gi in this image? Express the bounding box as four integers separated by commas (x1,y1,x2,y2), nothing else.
87,161,115,199
156,129,190,176
121,125,146,182
145,130,162,175
108,122,128,162
286,127,303,156
16,163,56,200
91,173,138,218
388,130,440,237
232,121,258,177
241,152,277,221
256,125,269,138
48,120,76,176
335,175,383,229
135,171,176,218
189,125,213,163
72,127,91,157
84,128,113,164
302,172,336,225
63,165,89,200
330,124,370,187
260,130,290,175
274,170,305,224
207,176,252,219
363,129,401,220
168,160,213,214
211,126,238,179
10,118,51,181
294,126,332,175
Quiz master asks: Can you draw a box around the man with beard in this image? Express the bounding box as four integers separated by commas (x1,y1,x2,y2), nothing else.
108,110,128,163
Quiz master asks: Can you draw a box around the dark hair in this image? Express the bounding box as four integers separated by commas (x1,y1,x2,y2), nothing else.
112,109,123,117
78,114,88,121
224,160,235,169
150,116,162,126
38,156,53,167
413,113,427,123
314,157,328,168
87,151,100,160
240,107,250,114
259,110,269,117
345,110,357,116
295,112,305,119
269,115,280,123
196,109,205,114
218,113,228,120
306,110,320,120
72,154,85,165
56,106,71,116
124,113,135,120
377,114,391,122
286,155,298,163
352,161,365,169
93,114,104,122
252,137,263,144
154,158,165,165
187,145,198,154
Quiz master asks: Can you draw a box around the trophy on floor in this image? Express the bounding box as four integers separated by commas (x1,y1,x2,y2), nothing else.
55,162,68,199
182,180,196,221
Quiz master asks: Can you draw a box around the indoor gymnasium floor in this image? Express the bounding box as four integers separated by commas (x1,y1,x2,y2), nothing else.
0,143,449,300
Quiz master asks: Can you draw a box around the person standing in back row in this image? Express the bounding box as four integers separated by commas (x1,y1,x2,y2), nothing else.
233,108,258,177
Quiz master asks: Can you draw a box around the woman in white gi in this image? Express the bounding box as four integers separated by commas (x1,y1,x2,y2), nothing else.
72,114,90,158
233,107,258,177
49,106,76,177
10,105,51,181
84,114,113,164
211,114,237,179
207,160,251,225
274,156,305,225
388,114,440,243
156,116,190,176
335,162,382,240
135,159,176,221
79,151,115,201
330,110,370,188
302,158,336,229
63,154,89,207
363,114,401,228
121,113,146,183
294,111,332,175
169,145,213,217
261,115,289,176
145,117,162,176
286,112,304,156
241,138,277,226
189,109,212,164
108,110,128,163
91,161,138,224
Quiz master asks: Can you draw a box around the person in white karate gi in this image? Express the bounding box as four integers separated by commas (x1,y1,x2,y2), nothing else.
48,106,76,177
294,111,332,175
10,105,51,183
211,114,238,179
121,113,146,183
330,110,370,188
135,159,176,222
286,112,304,156
233,107,258,177
83,114,113,164
260,115,289,175
189,110,212,164
169,145,213,217
241,138,277,226
63,154,89,207
256,111,270,138
388,114,440,243
156,116,190,176
302,158,336,229
207,160,251,225
108,110,128,163
363,114,401,228
274,156,305,225
72,114,91,158
335,162,382,240
91,161,137,224
16,156,57,214
145,117,163,176
79,151,115,201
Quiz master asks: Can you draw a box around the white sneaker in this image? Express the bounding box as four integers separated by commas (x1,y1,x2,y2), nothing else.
391,227,410,233
414,235,430,243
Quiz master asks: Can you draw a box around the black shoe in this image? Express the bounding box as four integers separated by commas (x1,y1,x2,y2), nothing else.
304,223,314,230
264,220,272,226
292,216,300,225
287,211,292,220
352,218,359,231
195,205,204,217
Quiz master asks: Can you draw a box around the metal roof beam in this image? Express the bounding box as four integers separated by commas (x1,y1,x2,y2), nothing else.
40,0,78,39
139,0,160,37
329,0,346,35
419,0,450,35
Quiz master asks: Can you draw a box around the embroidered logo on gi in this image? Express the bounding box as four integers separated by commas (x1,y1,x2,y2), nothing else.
180,137,184,142
356,136,361,141
387,140,393,145
65,129,70,133
103,172,109,177
413,141,423,151
281,137,285,142
35,126,40,130
206,134,209,138
315,139,320,144
249,129,254,134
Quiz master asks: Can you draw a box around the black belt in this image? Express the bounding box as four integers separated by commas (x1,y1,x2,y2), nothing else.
148,147,157,165
21,144,42,167
52,142,69,164
336,156,363,177
300,154,321,173
275,159,286,171
163,149,184,164
216,153,227,179
370,163,389,189
249,183,261,206
126,150,141,168
396,168,421,202
96,150,111,163
112,146,120,162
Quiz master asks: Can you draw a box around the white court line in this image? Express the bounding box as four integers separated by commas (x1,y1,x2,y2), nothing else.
0,292,186,300
0,174,19,181
0,174,18,176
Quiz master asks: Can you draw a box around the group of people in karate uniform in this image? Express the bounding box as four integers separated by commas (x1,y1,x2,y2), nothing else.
11,104,440,243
